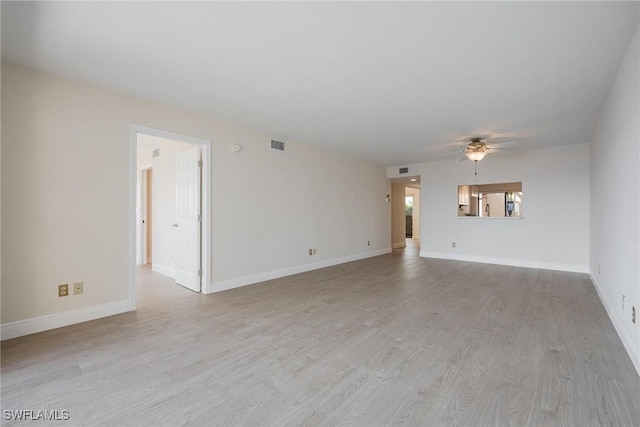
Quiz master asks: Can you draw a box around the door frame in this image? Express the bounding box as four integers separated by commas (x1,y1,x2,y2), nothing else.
130,124,212,310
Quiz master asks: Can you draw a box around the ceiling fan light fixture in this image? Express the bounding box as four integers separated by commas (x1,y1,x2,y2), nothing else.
466,151,487,161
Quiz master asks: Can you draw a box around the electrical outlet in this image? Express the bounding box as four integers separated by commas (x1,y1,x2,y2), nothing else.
451,242,456,248
368,240,371,246
309,249,313,256
633,307,636,324
58,284,69,297
312,248,317,255
74,282,84,295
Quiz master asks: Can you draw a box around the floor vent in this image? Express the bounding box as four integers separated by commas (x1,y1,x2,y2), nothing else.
271,140,285,151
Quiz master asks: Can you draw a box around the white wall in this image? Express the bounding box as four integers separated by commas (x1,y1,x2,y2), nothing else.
389,143,590,273
1,63,390,335
590,24,639,374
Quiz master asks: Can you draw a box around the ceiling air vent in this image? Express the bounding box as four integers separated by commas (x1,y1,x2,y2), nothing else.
152,149,160,158
271,140,285,151
399,167,409,174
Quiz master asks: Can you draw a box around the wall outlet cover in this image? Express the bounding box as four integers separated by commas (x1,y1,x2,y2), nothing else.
58,284,69,297
74,282,84,295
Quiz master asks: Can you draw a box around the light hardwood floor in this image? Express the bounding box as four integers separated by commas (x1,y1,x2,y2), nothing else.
2,241,639,426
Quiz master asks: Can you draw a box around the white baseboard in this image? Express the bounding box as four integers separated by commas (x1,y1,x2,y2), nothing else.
589,273,640,376
419,251,588,273
152,263,176,279
392,242,406,249
209,248,391,294
1,299,132,341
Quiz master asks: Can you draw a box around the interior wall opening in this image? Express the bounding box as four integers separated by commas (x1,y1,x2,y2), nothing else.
131,125,212,309
390,175,421,254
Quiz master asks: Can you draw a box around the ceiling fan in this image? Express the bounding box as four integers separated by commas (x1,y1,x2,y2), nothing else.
438,137,519,162
465,137,491,161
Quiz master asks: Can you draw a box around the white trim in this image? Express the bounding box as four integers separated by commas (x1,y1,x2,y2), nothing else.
419,251,588,273
209,248,391,294
131,125,213,303
392,242,406,249
152,263,176,279
130,126,138,310
1,300,131,341
590,273,640,376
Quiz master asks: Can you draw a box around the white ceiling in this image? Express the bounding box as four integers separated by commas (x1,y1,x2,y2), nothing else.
2,2,638,166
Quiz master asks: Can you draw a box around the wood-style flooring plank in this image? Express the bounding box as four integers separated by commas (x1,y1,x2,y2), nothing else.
2,241,638,426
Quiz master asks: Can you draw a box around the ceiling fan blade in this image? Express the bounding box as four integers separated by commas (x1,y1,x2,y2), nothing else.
487,140,519,149
436,149,465,158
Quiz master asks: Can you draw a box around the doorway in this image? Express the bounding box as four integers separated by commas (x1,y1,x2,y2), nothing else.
130,125,212,309
405,186,420,242
138,167,153,266
390,175,421,251
405,195,414,238
145,169,153,264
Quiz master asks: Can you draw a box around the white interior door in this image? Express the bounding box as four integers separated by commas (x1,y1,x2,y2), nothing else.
174,146,201,292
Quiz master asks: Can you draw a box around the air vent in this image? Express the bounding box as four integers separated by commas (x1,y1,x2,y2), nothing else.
271,140,285,151
399,167,409,174
152,149,160,158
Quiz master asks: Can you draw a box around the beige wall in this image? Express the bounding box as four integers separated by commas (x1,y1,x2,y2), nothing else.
485,193,504,217
1,62,391,327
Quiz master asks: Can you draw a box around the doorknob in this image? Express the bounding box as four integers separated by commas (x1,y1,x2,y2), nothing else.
173,223,179,228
